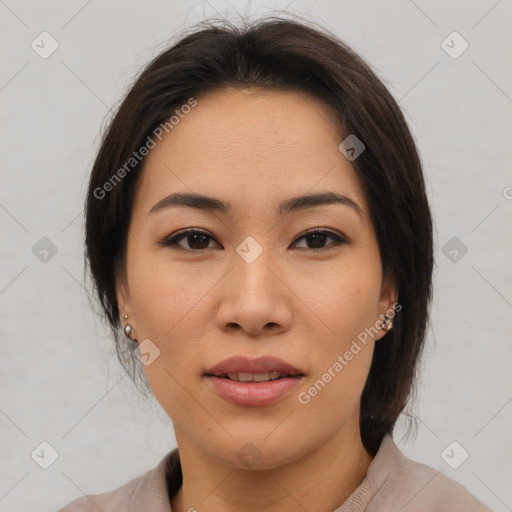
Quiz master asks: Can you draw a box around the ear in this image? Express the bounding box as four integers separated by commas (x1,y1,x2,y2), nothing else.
375,273,399,341
116,273,133,323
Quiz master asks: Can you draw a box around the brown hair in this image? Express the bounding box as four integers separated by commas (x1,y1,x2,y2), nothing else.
84,15,433,455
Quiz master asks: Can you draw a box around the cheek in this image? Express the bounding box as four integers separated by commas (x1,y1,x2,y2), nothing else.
128,253,207,340
127,259,207,416
126,251,224,394
299,349,374,440
311,261,382,342
296,280,377,430
295,259,381,409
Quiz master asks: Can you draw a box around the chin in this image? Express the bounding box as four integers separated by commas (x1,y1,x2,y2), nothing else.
207,432,308,471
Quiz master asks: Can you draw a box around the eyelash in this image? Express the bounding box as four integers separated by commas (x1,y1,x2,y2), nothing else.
157,228,349,252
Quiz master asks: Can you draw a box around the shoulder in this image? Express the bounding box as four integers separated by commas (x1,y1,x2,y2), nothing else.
56,472,143,511
366,436,492,512
56,448,180,512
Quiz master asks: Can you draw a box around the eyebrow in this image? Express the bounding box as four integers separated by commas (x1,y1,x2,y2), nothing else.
148,191,362,219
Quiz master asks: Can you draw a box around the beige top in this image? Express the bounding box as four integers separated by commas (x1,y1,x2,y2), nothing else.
57,435,491,511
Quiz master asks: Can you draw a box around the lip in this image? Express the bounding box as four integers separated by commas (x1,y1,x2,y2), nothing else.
204,355,304,376
206,375,304,406
204,356,306,406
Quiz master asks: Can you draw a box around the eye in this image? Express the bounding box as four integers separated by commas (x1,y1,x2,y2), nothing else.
291,228,348,251
157,229,220,251
157,227,349,252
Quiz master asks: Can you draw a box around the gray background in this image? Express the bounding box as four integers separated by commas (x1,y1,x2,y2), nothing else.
1,1,511,510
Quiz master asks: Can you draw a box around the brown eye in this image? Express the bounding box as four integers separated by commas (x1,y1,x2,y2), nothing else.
158,227,348,252
158,229,219,251
292,229,348,250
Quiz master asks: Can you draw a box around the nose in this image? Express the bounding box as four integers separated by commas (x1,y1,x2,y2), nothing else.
215,247,293,338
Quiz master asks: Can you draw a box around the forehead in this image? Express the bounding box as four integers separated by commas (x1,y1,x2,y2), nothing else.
135,87,365,215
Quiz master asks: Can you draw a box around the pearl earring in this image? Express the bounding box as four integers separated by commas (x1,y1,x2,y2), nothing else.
123,315,136,339
382,314,393,331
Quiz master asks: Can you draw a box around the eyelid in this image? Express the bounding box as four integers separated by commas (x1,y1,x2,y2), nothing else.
156,228,218,250
157,227,350,251
292,227,349,246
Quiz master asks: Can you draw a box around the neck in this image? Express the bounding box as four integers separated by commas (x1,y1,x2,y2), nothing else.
170,423,373,512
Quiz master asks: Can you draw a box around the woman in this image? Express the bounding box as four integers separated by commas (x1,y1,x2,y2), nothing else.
59,15,491,512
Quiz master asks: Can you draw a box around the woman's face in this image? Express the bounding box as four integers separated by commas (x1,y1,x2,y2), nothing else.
117,87,396,468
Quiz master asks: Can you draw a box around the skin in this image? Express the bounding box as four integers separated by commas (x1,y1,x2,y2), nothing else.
116,87,397,512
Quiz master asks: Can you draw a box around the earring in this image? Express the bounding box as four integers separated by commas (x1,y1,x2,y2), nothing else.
382,314,393,331
123,315,136,340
